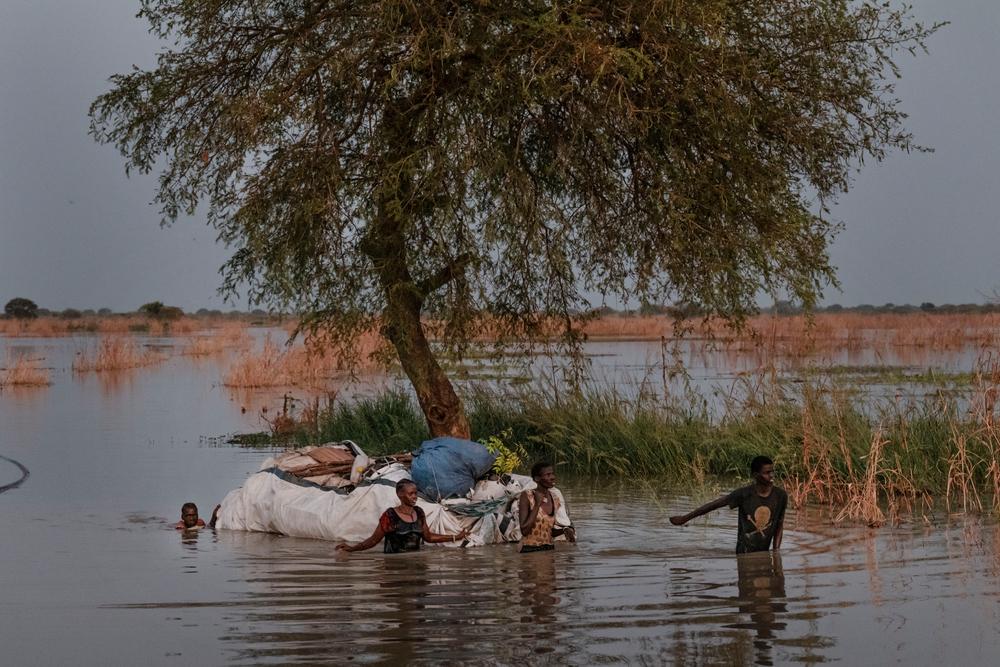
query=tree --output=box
[138,301,165,317]
[139,301,184,319]
[90,1,938,438]
[4,298,39,319]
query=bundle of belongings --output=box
[216,436,571,547]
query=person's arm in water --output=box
[208,504,221,529]
[772,495,786,549]
[420,516,470,544]
[669,496,730,526]
[336,525,386,553]
[553,526,577,542]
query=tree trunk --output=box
[362,99,470,438]
[382,282,471,439]
[364,197,471,438]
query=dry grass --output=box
[72,337,164,372]
[835,428,890,527]
[9,311,999,361]
[0,315,244,338]
[579,311,1000,356]
[183,336,231,356]
[222,332,383,388]
[777,354,1000,524]
[0,355,51,387]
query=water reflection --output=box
[378,557,431,656]
[517,551,559,637]
[74,367,138,397]
[733,551,786,666]
[10,332,1000,665]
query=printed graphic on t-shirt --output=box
[727,485,787,554]
[745,505,772,541]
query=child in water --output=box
[175,502,220,530]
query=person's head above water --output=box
[180,502,200,528]
[531,461,556,489]
[750,456,775,487]
[395,479,418,506]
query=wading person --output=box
[519,462,577,553]
[336,479,469,553]
[175,502,219,530]
[669,456,787,553]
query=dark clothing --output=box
[519,544,555,554]
[379,506,426,554]
[726,485,787,554]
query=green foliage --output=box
[90,0,940,353]
[296,389,431,453]
[90,1,942,436]
[280,380,1000,503]
[139,301,183,319]
[479,429,528,476]
[4,297,38,319]
[139,301,165,317]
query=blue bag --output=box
[411,437,497,500]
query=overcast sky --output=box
[0,1,995,312]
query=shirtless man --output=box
[669,456,787,554]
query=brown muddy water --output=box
[3,335,1000,665]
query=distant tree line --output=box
[591,300,1000,318]
[6,295,1000,322]
[1,297,282,321]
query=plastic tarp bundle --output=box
[217,449,571,547]
[410,437,497,500]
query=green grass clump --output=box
[262,376,1000,511]
[294,388,430,453]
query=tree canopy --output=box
[5,298,39,319]
[91,0,938,437]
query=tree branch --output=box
[417,253,475,297]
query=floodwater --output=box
[3,334,1000,665]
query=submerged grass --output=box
[0,355,51,387]
[222,332,382,388]
[72,337,163,372]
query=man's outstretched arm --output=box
[669,496,729,526]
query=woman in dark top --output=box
[336,479,469,553]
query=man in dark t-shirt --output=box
[669,456,787,553]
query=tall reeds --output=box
[72,337,163,372]
[576,311,1000,355]
[271,355,1000,523]
[0,315,249,338]
[0,355,51,387]
[222,332,382,388]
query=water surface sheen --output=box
[3,337,1000,665]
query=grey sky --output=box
[0,1,993,312]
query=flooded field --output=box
[3,332,1000,664]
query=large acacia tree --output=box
[91,1,937,438]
